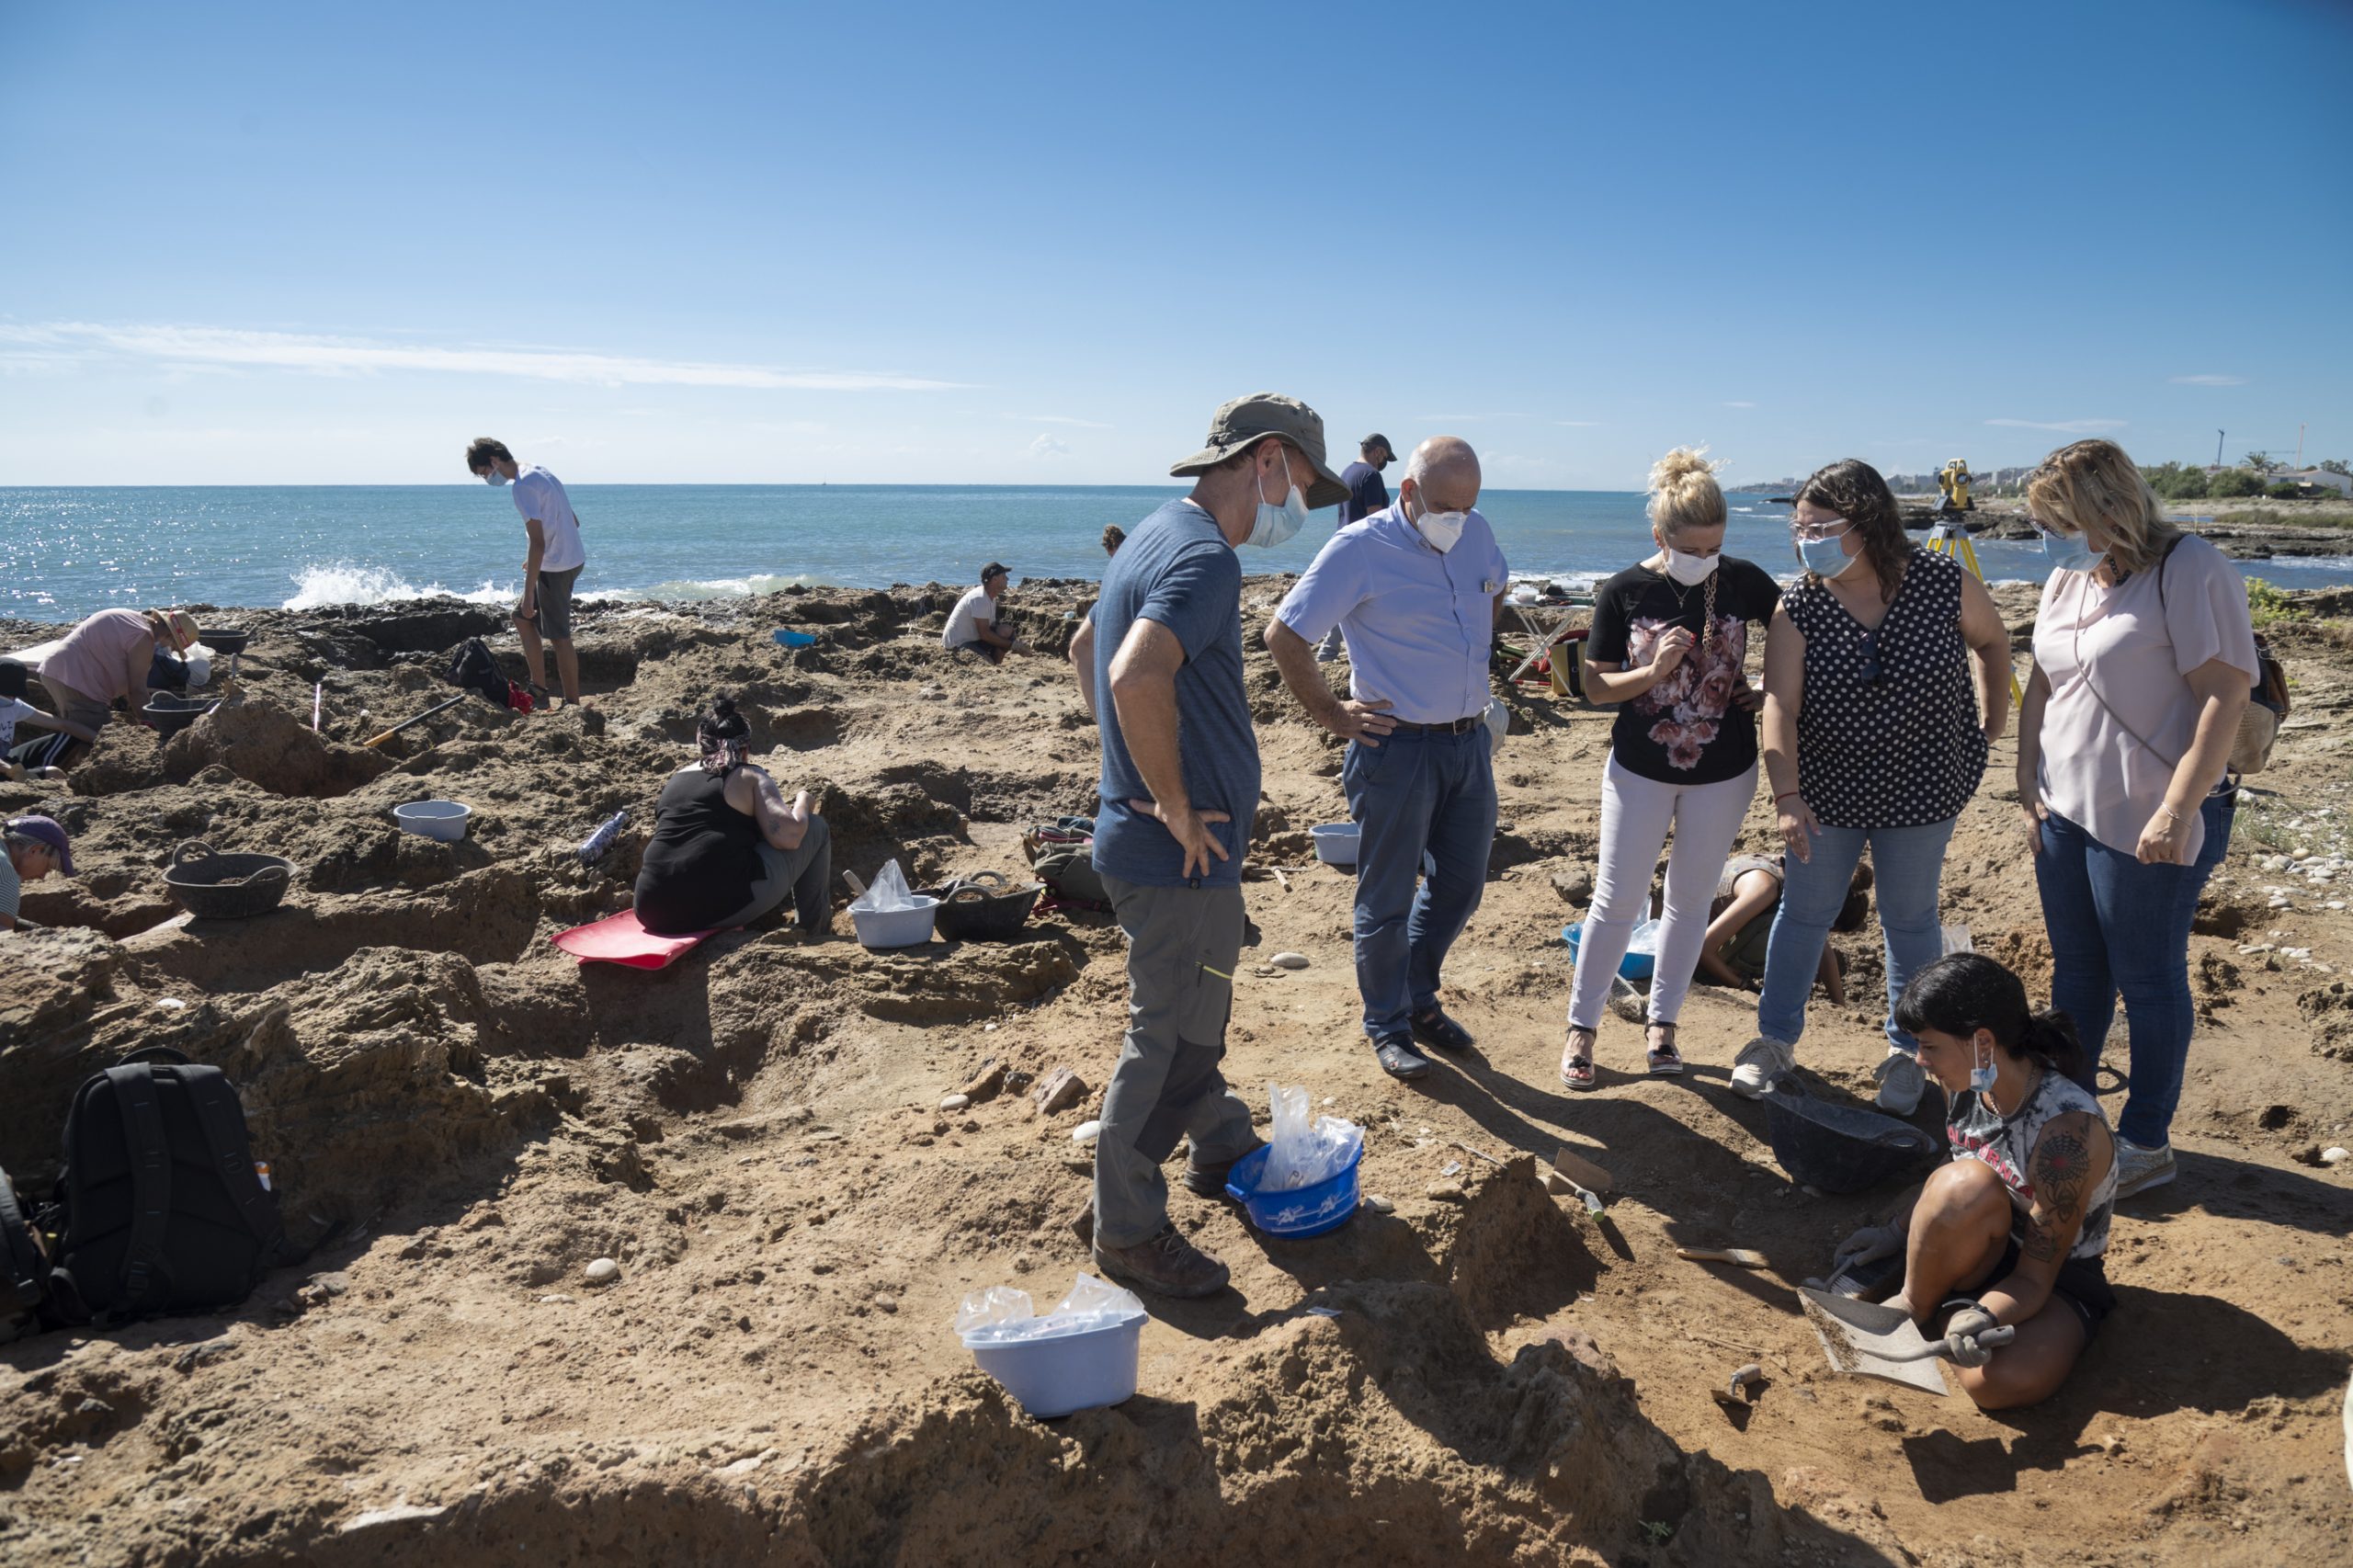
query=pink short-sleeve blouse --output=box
[2030,535,2258,858]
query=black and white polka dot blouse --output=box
[1787,547,1988,828]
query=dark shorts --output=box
[1995,1236,2117,1343]
[528,566,582,640]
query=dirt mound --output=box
[165,696,394,797]
[1423,1156,1604,1327]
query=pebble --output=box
[873,1294,898,1313]
[2322,1147,2349,1165]
[1071,1119,1102,1142]
[1424,1181,1466,1202]
[1270,952,1310,970]
[939,1094,971,1112]
[1364,1194,1394,1213]
[583,1257,620,1287]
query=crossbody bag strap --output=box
[104,1065,176,1312]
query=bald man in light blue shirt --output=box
[1267,437,1507,1081]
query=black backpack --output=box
[446,637,508,705]
[43,1047,284,1326]
[0,1167,47,1344]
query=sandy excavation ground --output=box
[3,571,2350,1566]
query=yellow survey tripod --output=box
[1923,520,2023,703]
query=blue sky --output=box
[2,0,2347,489]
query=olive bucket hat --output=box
[1169,392,1350,511]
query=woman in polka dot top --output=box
[1729,460,2014,1110]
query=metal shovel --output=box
[1798,1286,2016,1394]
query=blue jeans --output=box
[2034,791,2234,1149]
[1344,727,1498,1042]
[1756,815,1959,1055]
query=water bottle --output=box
[578,809,629,866]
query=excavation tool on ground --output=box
[364,695,468,748]
[1798,1286,2016,1393]
[1924,520,2025,703]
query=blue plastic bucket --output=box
[1562,921,1657,982]
[773,629,817,649]
[964,1310,1146,1418]
[1223,1142,1362,1238]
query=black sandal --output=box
[1644,1020,1685,1077]
[1561,1027,1598,1091]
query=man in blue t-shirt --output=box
[1319,434,1397,661]
[1084,392,1347,1298]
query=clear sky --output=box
[3,0,2347,489]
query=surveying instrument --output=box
[1923,518,2023,703]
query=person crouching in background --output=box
[633,697,831,937]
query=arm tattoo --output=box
[2024,1127,2092,1264]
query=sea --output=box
[6,485,2351,622]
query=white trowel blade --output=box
[1799,1286,1949,1395]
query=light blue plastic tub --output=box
[1311,824,1360,867]
[773,629,817,648]
[963,1310,1146,1418]
[1563,920,1658,982]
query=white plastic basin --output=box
[394,801,472,842]
[1311,824,1360,867]
[963,1310,1145,1418]
[850,895,939,949]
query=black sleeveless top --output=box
[1786,547,1987,828]
[634,767,760,934]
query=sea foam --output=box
[283,563,515,610]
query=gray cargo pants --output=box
[1094,871,1257,1249]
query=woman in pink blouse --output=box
[2015,440,2256,1201]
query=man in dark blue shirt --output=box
[1320,434,1397,660]
[1082,392,1347,1299]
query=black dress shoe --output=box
[1410,1007,1474,1052]
[1374,1037,1431,1080]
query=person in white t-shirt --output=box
[0,659,76,780]
[466,436,587,708]
[940,562,1032,665]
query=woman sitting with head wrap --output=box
[632,696,833,937]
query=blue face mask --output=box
[2038,527,2106,574]
[482,468,510,487]
[1246,459,1309,549]
[1969,1038,1998,1096]
[1794,531,1853,578]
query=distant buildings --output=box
[2273,468,2352,497]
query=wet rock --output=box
[584,1257,620,1287]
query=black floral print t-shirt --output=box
[1586,556,1782,786]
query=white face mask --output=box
[1246,457,1309,549]
[1410,490,1468,553]
[482,468,510,487]
[1662,547,1718,586]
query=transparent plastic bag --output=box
[1940,923,1973,956]
[1261,1082,1365,1193]
[852,858,919,914]
[954,1285,1035,1334]
[957,1273,1142,1346]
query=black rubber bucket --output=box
[1760,1076,1938,1194]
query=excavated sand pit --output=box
[4,583,2351,1566]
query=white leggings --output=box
[1566,755,1759,1030]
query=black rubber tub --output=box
[142,692,221,739]
[198,627,251,654]
[1759,1075,1938,1193]
[924,870,1045,942]
[164,840,294,920]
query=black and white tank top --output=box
[1946,1067,2115,1261]
[1786,548,1987,828]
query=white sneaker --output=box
[2113,1136,2177,1198]
[1730,1036,1795,1099]
[1871,1051,1927,1117]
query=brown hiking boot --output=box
[1092,1223,1230,1299]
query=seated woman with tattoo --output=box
[1823,952,2118,1409]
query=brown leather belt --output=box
[1385,715,1484,735]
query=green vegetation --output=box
[2245,576,2300,627]
[2142,461,2210,499]
[2208,469,2268,498]
[2216,506,2353,529]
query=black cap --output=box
[981,562,1008,583]
[1363,434,1393,458]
